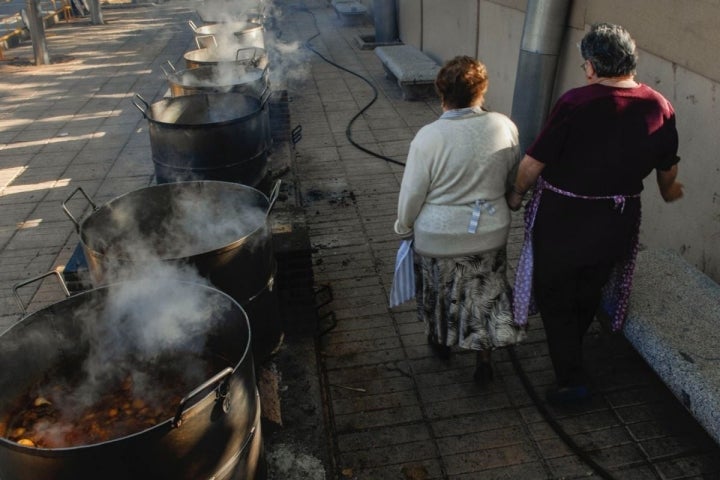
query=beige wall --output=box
[391,0,720,281]
[397,0,422,48]
[476,1,524,114]
[421,0,479,63]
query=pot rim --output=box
[166,65,266,90]
[182,46,267,64]
[143,92,265,128]
[194,21,263,36]
[78,180,273,261]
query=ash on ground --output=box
[259,335,330,479]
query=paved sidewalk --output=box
[1,1,720,479]
[0,2,192,325]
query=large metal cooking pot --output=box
[164,63,269,100]
[190,20,265,50]
[0,275,265,480]
[184,46,269,70]
[133,92,270,186]
[62,180,283,362]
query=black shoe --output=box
[427,335,451,360]
[545,385,591,405]
[473,361,494,386]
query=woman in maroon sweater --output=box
[507,23,684,404]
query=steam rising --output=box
[1,1,299,444]
[84,183,268,270]
[73,267,227,410]
[0,267,242,446]
[0,183,266,446]
[174,64,266,96]
[197,0,266,24]
[187,0,312,91]
[0,0,307,448]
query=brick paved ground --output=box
[1,1,720,479]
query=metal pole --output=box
[510,0,572,153]
[374,0,398,43]
[25,0,50,65]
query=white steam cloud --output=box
[186,0,312,91]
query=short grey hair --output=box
[580,23,638,77]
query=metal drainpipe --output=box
[510,0,572,153]
[374,0,398,43]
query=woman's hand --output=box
[656,164,684,202]
[660,180,684,202]
[394,219,414,238]
[506,155,544,211]
[506,189,524,211]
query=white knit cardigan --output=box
[394,110,520,257]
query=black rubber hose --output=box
[293,5,406,166]
[508,346,621,480]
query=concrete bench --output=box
[375,44,439,100]
[331,0,367,26]
[624,248,720,445]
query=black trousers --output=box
[533,257,615,387]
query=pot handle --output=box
[172,366,234,428]
[62,186,98,233]
[267,179,281,216]
[159,60,176,78]
[13,269,71,315]
[236,47,259,66]
[195,34,217,49]
[132,94,150,118]
[188,19,198,32]
[258,84,271,107]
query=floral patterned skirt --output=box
[414,247,526,351]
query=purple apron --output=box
[512,177,641,332]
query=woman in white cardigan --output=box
[395,56,525,384]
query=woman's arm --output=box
[507,154,546,211]
[395,135,433,237]
[656,164,684,202]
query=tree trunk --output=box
[25,0,50,65]
[89,0,103,25]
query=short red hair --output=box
[435,56,489,109]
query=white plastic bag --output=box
[389,239,415,307]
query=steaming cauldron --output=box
[165,64,269,99]
[183,46,269,70]
[0,278,265,480]
[133,92,270,186]
[62,181,283,362]
[190,20,265,50]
